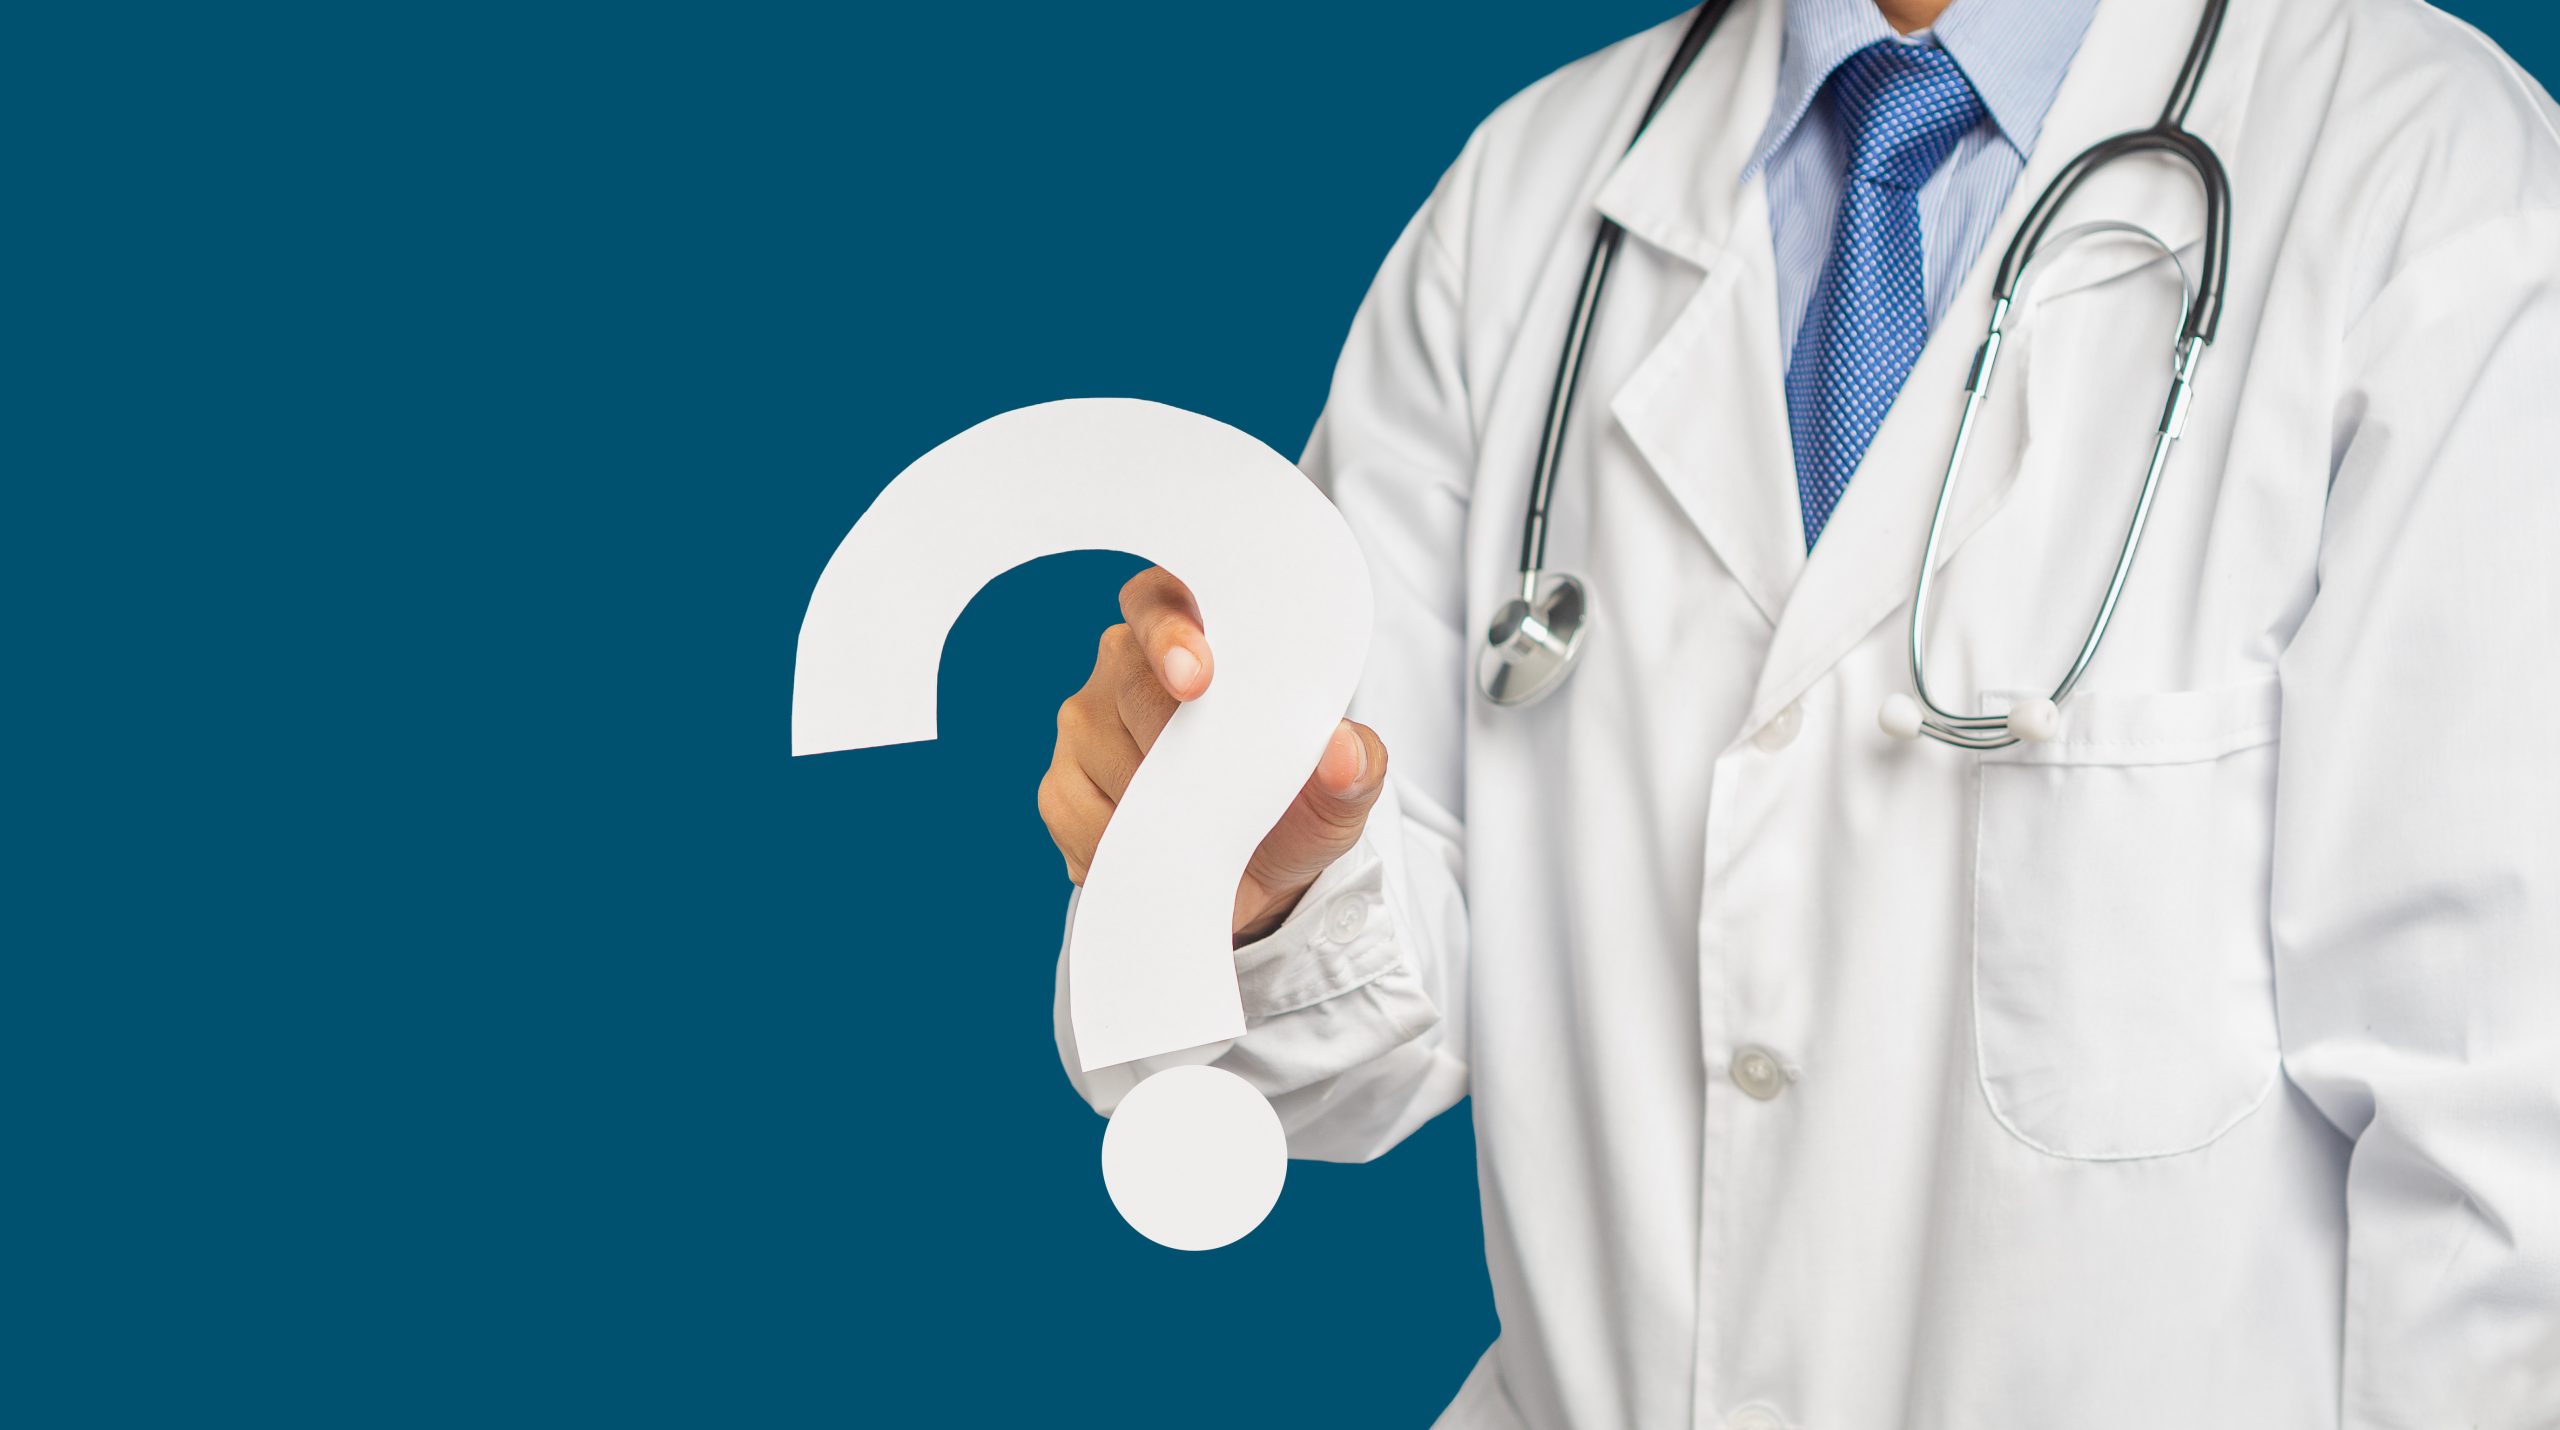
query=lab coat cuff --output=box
[1232,840,1400,1019]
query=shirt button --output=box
[1726,1406,1787,1430]
[1730,1045,1787,1101]
[1324,896,1368,943]
[1751,702,1804,752]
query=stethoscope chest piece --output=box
[1478,573,1590,708]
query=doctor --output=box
[1039,0,2560,1424]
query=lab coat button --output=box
[1752,702,1804,752]
[1324,896,1368,943]
[1725,1406,1787,1430]
[1730,1046,1786,1101]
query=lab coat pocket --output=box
[1970,678,2283,1161]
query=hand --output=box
[1039,567,1388,943]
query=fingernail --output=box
[1162,645,1202,697]
[1318,721,1365,794]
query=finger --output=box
[1297,719,1387,831]
[1118,567,1211,701]
[1066,634,1161,788]
[1112,643,1182,756]
[1056,682,1134,798]
[1066,701,1144,802]
[1239,720,1388,904]
[1085,625,1171,755]
[1309,717,1383,800]
[1035,763,1113,885]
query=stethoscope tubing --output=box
[1992,125,2232,349]
[1491,0,2236,732]
[1904,0,2231,746]
[1513,0,1740,597]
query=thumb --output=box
[1237,720,1387,929]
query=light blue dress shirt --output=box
[1745,0,2101,362]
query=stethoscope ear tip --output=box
[2005,697,2061,743]
[1879,693,1925,741]
[1878,692,2062,744]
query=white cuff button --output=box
[1726,1405,1788,1430]
[1323,896,1368,944]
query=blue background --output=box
[17,2,2554,1425]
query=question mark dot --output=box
[1100,1065,1287,1251]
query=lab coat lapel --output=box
[1740,0,2237,729]
[1597,0,1802,626]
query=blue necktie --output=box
[1785,40,1986,548]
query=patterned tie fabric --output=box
[1784,40,1987,547]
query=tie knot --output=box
[1828,39,1984,189]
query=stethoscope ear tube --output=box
[1485,0,2236,727]
[1899,190,2225,749]
[1878,0,2236,749]
[1989,128,2233,350]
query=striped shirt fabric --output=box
[1744,0,2101,363]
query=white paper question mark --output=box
[792,398,1374,1249]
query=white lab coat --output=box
[1058,0,2560,1424]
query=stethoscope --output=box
[1478,0,2233,753]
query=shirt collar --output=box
[1743,0,2099,178]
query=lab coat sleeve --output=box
[1052,154,1484,1163]
[2272,209,2560,1428]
